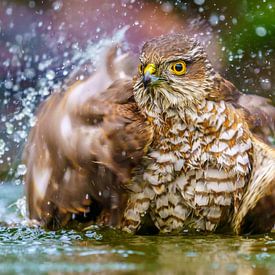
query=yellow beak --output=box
[143,64,159,88]
[144,63,156,75]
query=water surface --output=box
[0,184,274,274]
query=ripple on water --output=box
[0,184,275,274]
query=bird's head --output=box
[133,34,217,116]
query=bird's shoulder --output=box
[210,74,275,143]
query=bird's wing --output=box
[233,138,275,234]
[212,75,275,143]
[74,79,154,180]
[210,75,242,103]
[237,94,275,141]
[24,79,153,229]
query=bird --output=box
[23,34,275,234]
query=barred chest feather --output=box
[122,100,253,233]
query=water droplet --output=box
[255,26,267,37]
[209,14,219,26]
[5,122,14,135]
[6,7,13,16]
[4,80,13,90]
[14,179,21,185]
[232,18,237,25]
[194,0,205,5]
[52,1,63,12]
[161,2,173,13]
[260,78,271,90]
[16,164,27,176]
[46,70,56,80]
[0,139,5,157]
[258,50,263,59]
[24,68,36,79]
[219,15,225,21]
[254,68,260,74]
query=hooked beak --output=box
[143,64,159,88]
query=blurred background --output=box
[0,0,275,182]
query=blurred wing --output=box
[24,79,153,229]
[233,138,275,234]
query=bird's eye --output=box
[170,61,187,75]
[138,64,143,74]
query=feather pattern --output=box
[122,99,253,233]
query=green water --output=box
[0,184,274,275]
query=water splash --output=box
[0,25,130,187]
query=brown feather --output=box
[233,138,275,234]
[23,78,152,229]
[210,74,275,144]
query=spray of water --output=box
[0,24,131,225]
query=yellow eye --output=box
[170,61,187,75]
[138,64,143,74]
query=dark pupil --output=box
[175,63,183,72]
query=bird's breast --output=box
[134,101,253,232]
